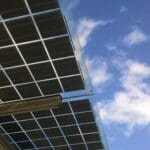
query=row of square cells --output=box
[0,75,84,101]
[0,100,93,123]
[3,123,101,150]
[0,100,103,149]
[6,132,100,144]
[0,58,80,85]
[1,115,96,133]
[9,139,102,150]
[0,11,67,46]
[0,102,96,144]
[0,36,74,67]
[0,56,83,102]
[7,133,101,149]
[0,0,60,19]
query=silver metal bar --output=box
[0,34,68,50]
[52,55,75,61]
[5,131,99,139]
[9,137,48,144]
[0,73,80,89]
[3,60,51,70]
[0,8,60,23]
[0,77,57,89]
[1,55,75,71]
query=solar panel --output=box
[0,0,84,103]
[0,99,105,150]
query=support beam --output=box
[0,134,15,150]
[0,96,61,117]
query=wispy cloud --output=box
[105,43,117,51]
[122,27,149,47]
[120,5,128,13]
[96,59,150,134]
[86,57,112,92]
[77,18,114,48]
[68,0,80,10]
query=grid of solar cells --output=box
[0,100,104,150]
[0,0,84,103]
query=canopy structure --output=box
[0,99,104,150]
[0,0,85,103]
[0,0,107,149]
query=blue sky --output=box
[66,0,150,150]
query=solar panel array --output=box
[0,99,104,150]
[0,0,84,103]
[0,0,107,150]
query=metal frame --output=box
[91,99,109,150]
[58,0,93,93]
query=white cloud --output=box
[97,60,150,131]
[68,0,80,10]
[77,18,114,48]
[86,57,112,92]
[122,27,148,47]
[120,6,128,13]
[105,43,117,51]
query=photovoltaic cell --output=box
[19,42,49,63]
[6,67,33,84]
[6,17,39,43]
[28,0,59,13]
[0,0,28,18]
[34,11,67,38]
[0,99,105,150]
[16,83,41,98]
[0,71,10,86]
[0,24,12,46]
[45,36,74,59]
[0,0,85,103]
[0,87,20,102]
[0,46,23,67]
